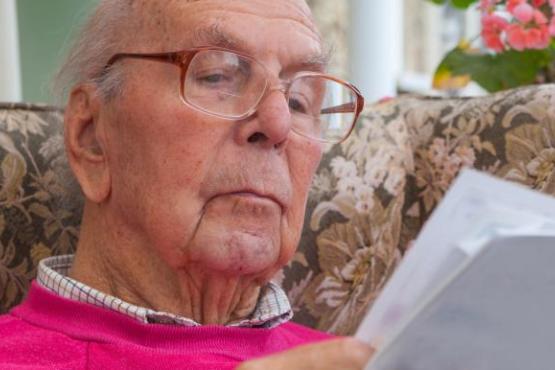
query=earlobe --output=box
[64,86,112,203]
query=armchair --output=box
[1,84,554,336]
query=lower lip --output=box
[230,192,268,199]
[228,192,279,205]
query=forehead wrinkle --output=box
[304,47,332,71]
[244,12,321,43]
[131,0,320,48]
[168,0,321,42]
[191,23,249,51]
[147,0,325,70]
[190,22,328,73]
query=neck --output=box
[69,203,262,325]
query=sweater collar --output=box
[36,255,292,329]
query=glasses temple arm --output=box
[320,102,356,115]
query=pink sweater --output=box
[0,282,333,369]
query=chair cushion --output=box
[284,84,555,335]
[0,103,81,314]
[2,85,555,335]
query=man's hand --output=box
[236,338,374,370]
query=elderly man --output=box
[0,0,372,368]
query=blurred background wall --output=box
[0,0,480,104]
[0,0,21,102]
[16,0,96,103]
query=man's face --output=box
[100,0,324,281]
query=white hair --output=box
[54,0,135,102]
[53,0,139,209]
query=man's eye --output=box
[289,97,310,114]
[197,72,229,85]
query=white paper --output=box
[356,169,555,368]
[367,235,555,370]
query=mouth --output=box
[224,190,285,212]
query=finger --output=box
[237,337,374,370]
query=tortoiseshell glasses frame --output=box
[105,46,365,143]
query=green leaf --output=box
[426,0,478,9]
[451,0,479,9]
[433,46,552,92]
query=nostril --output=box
[247,132,268,143]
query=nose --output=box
[235,88,292,150]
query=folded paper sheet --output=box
[357,169,555,370]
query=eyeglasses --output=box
[105,46,364,143]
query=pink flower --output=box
[506,24,527,50]
[483,32,506,52]
[481,14,508,51]
[507,0,526,12]
[534,9,548,24]
[506,23,550,50]
[512,3,534,23]
[480,0,552,52]
[549,16,555,36]
[527,25,550,48]
[511,2,548,25]
[538,24,550,46]
[480,0,498,12]
[546,0,555,35]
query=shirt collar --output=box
[36,255,292,329]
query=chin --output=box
[225,230,281,275]
[188,228,282,277]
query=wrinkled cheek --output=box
[278,143,323,264]
[140,220,200,273]
[278,199,307,265]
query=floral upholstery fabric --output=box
[2,85,555,336]
[0,103,81,314]
[280,84,555,335]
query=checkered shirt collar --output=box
[36,255,292,328]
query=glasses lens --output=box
[184,50,266,118]
[289,76,358,143]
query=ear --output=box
[64,85,111,203]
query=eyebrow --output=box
[296,48,331,72]
[191,24,249,52]
[190,24,330,72]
